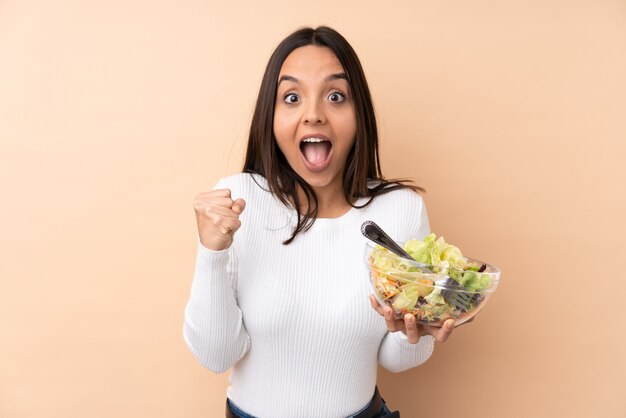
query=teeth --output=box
[302,138,328,143]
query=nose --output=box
[303,98,326,125]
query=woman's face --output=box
[273,45,357,194]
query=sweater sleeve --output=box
[183,243,251,373]
[378,333,435,372]
[377,191,436,372]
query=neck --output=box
[294,182,351,218]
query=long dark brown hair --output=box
[243,26,423,244]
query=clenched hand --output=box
[193,188,246,251]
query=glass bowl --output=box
[364,242,501,327]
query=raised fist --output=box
[193,188,246,251]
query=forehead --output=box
[279,45,344,78]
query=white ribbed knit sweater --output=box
[183,173,435,418]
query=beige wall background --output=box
[1,0,625,417]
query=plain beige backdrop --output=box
[1,0,625,417]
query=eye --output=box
[283,93,299,104]
[328,91,345,103]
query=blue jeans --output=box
[226,399,256,418]
[226,398,393,418]
[351,401,392,418]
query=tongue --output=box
[302,142,331,165]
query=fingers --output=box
[193,188,246,251]
[232,198,246,215]
[383,306,403,332]
[403,313,420,344]
[425,319,455,343]
[369,295,459,345]
[217,216,242,235]
[456,316,475,327]
[369,295,399,329]
[195,193,246,216]
[369,295,384,315]
[199,188,231,198]
[369,295,409,335]
[203,203,242,219]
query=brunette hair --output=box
[243,26,423,244]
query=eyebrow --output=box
[278,73,348,85]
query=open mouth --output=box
[299,137,333,168]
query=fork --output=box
[360,221,432,273]
[361,221,475,311]
[437,277,477,312]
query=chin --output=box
[297,171,338,190]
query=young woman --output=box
[184,26,456,418]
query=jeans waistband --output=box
[225,386,390,418]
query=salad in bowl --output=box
[365,234,500,327]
